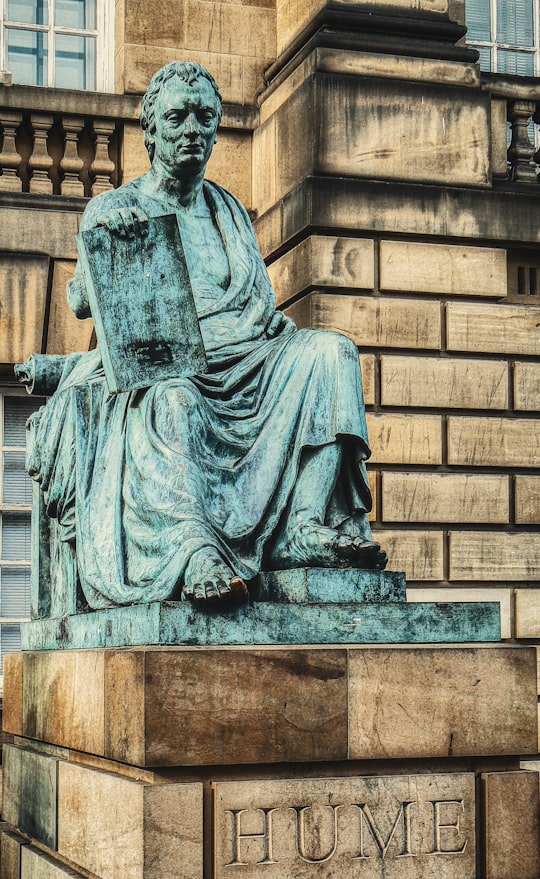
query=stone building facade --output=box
[0,1,539,877]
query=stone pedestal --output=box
[1,571,539,878]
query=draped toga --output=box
[27,177,373,608]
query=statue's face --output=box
[151,76,220,177]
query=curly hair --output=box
[140,62,223,161]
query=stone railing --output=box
[0,84,141,197]
[482,72,540,184]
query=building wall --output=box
[0,0,539,647]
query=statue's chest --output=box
[178,211,231,297]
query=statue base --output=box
[20,568,501,650]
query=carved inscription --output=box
[214,774,475,879]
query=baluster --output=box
[90,119,116,196]
[0,110,23,192]
[60,116,85,196]
[508,99,537,183]
[28,113,54,194]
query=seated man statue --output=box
[25,61,386,610]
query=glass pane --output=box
[55,34,95,89]
[0,624,21,673]
[466,0,491,41]
[3,452,32,504]
[7,0,48,25]
[1,513,31,561]
[497,49,535,75]
[7,28,48,86]
[497,0,534,46]
[3,396,43,447]
[476,45,493,71]
[0,568,30,617]
[55,0,96,29]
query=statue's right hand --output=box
[95,206,149,238]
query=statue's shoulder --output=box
[204,179,255,233]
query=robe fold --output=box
[28,177,373,608]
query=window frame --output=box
[0,0,115,91]
[466,0,540,76]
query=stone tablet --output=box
[213,774,476,879]
[77,213,207,393]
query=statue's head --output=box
[140,61,223,164]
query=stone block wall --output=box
[266,234,540,643]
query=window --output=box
[0,392,44,679]
[0,0,114,90]
[466,0,540,75]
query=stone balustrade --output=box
[482,71,540,184]
[0,84,141,197]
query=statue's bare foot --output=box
[182,550,248,603]
[270,522,387,571]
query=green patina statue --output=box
[20,61,386,611]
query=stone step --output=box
[21,597,500,651]
[255,567,407,603]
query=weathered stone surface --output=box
[316,47,479,88]
[407,587,512,639]
[366,414,443,465]
[514,361,540,411]
[0,255,49,363]
[380,355,508,409]
[206,129,253,208]
[482,771,540,879]
[46,261,94,356]
[214,773,476,878]
[0,209,80,260]
[447,417,540,467]
[449,533,540,581]
[369,530,444,580]
[349,647,538,759]
[382,473,509,523]
[21,845,86,878]
[380,241,506,297]
[304,293,441,349]
[122,120,150,184]
[184,0,275,59]
[318,77,490,187]
[361,354,375,406]
[515,476,540,524]
[21,650,105,754]
[57,762,203,879]
[3,652,23,736]
[105,648,349,766]
[447,302,540,355]
[21,599,499,655]
[491,97,509,177]
[515,590,540,638]
[0,830,28,879]
[308,293,440,348]
[2,745,58,849]
[266,236,375,306]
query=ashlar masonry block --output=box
[266,236,375,306]
[447,302,540,355]
[213,773,476,879]
[515,590,540,638]
[482,771,540,879]
[449,532,540,581]
[349,647,538,759]
[2,745,58,850]
[382,472,509,523]
[366,414,443,465]
[447,417,540,468]
[366,530,444,580]
[294,293,441,349]
[515,476,540,525]
[0,830,28,879]
[57,762,203,879]
[21,845,87,879]
[514,362,540,411]
[380,241,506,297]
[380,355,508,409]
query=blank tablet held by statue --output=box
[77,213,207,394]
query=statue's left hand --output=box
[96,206,149,238]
